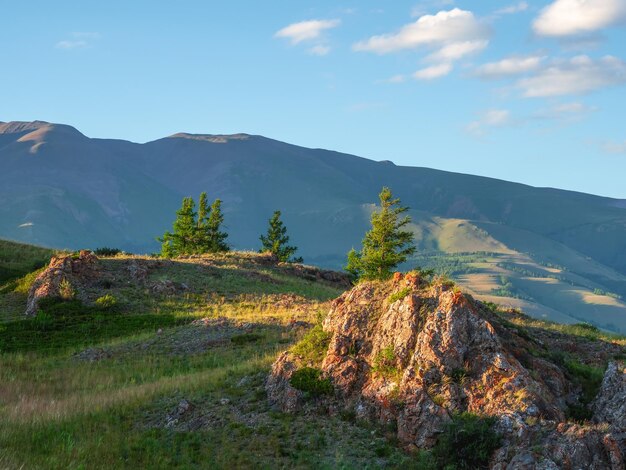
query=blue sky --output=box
[2,0,626,197]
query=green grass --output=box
[0,251,430,469]
[291,323,332,364]
[432,413,501,470]
[0,239,55,285]
[372,345,401,380]
[0,298,185,354]
[290,367,333,397]
[387,287,412,304]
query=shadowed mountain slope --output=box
[2,120,626,331]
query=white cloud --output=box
[533,0,626,37]
[275,19,340,44]
[533,102,597,121]
[353,8,489,54]
[413,63,453,79]
[482,109,513,126]
[56,40,88,49]
[602,141,626,154]
[466,108,514,135]
[380,74,408,84]
[308,45,331,56]
[55,32,100,50]
[494,1,529,16]
[426,39,488,62]
[517,55,626,97]
[474,55,546,79]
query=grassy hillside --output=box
[0,252,423,468]
[0,251,624,469]
[408,219,626,334]
[0,239,54,284]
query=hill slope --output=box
[2,121,626,332]
[0,239,54,284]
[0,251,624,468]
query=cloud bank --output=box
[275,19,340,44]
[533,0,626,37]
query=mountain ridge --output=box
[2,120,626,332]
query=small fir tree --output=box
[345,187,415,281]
[260,210,301,262]
[205,198,229,253]
[159,197,197,257]
[159,194,229,257]
[195,192,211,252]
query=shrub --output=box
[289,367,333,397]
[291,324,331,364]
[95,294,118,310]
[58,278,76,300]
[450,367,469,384]
[563,359,604,420]
[387,287,412,304]
[373,345,400,379]
[432,413,501,470]
[94,247,122,257]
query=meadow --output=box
[0,250,423,469]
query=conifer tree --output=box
[159,197,198,257]
[198,192,209,227]
[159,194,229,257]
[205,198,229,253]
[345,187,415,281]
[259,210,301,262]
[195,192,211,252]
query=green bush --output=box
[290,367,333,397]
[563,359,604,420]
[291,324,331,363]
[432,413,501,470]
[95,294,118,310]
[387,287,412,304]
[373,345,400,379]
[59,278,76,300]
[450,367,469,384]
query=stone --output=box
[25,250,99,316]
[266,276,626,469]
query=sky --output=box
[1,0,626,198]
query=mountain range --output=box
[2,120,626,333]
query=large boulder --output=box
[25,250,99,315]
[267,273,626,468]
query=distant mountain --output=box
[2,120,626,332]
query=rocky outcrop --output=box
[267,273,626,468]
[25,250,99,315]
[593,361,626,432]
